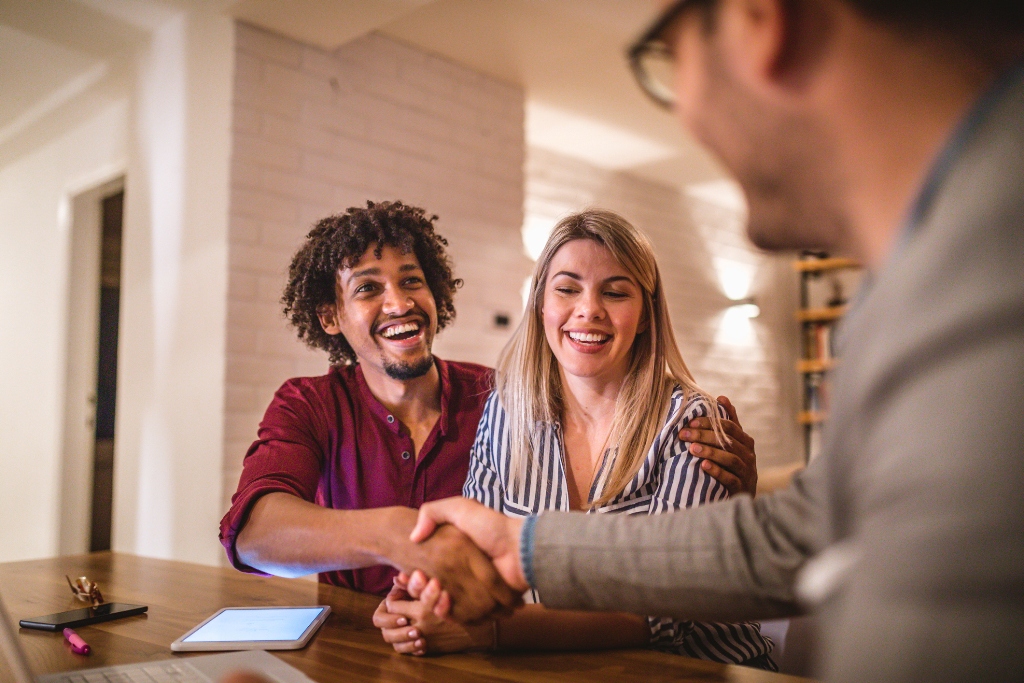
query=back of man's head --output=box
[845,1,1024,59]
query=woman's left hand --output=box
[680,395,759,496]
[376,575,492,655]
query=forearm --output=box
[530,468,826,622]
[497,605,649,651]
[235,493,413,577]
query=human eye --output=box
[403,276,425,288]
[354,281,379,295]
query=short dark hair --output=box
[846,1,1024,35]
[696,1,1024,49]
[281,200,462,365]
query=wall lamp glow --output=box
[729,297,760,319]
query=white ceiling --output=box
[0,0,728,190]
[0,25,104,143]
[229,0,728,189]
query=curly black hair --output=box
[281,200,462,365]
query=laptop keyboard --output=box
[54,662,205,683]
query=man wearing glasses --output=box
[408,1,1024,681]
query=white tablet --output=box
[171,606,331,652]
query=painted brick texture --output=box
[525,148,802,468]
[224,24,532,508]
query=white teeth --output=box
[381,322,420,338]
[567,331,610,343]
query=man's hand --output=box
[410,498,529,605]
[380,506,520,623]
[682,395,758,496]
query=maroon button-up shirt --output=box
[219,358,493,596]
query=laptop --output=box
[0,595,315,683]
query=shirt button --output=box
[401,451,411,460]
[387,415,395,424]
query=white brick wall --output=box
[526,148,802,468]
[224,24,532,507]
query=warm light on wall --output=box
[729,297,760,318]
[714,257,755,301]
[522,214,556,261]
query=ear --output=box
[720,0,830,95]
[317,303,342,335]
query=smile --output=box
[566,330,611,345]
[378,321,423,341]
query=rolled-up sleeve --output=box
[218,380,328,573]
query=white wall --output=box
[0,101,128,563]
[222,24,530,508]
[525,148,802,468]
[0,2,235,567]
[113,6,234,565]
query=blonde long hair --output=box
[496,209,724,507]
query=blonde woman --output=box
[375,209,776,669]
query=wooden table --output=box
[0,553,811,683]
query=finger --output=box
[386,585,410,602]
[407,569,428,598]
[687,418,752,449]
[700,460,743,495]
[719,415,754,450]
[394,574,409,591]
[466,550,521,613]
[419,578,442,612]
[691,443,743,474]
[410,497,481,543]
[373,605,408,629]
[717,395,741,426]
[433,590,452,618]
[680,426,722,448]
[392,638,426,655]
[384,597,424,621]
[381,626,419,645]
[410,498,462,542]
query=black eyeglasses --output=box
[627,0,694,109]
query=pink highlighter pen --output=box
[63,628,91,655]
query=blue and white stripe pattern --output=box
[464,388,775,668]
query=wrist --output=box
[362,506,416,567]
[506,516,529,592]
[465,620,497,652]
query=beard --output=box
[383,354,435,380]
[692,41,852,254]
[373,305,436,380]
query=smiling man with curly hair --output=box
[219,200,522,620]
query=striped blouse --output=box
[463,388,775,668]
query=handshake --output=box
[386,498,529,624]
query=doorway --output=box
[89,189,123,551]
[59,178,124,555]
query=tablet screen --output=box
[182,607,327,643]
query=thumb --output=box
[410,499,460,542]
[717,395,741,427]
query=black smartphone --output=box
[19,603,148,631]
